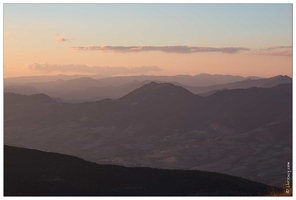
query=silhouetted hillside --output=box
[120,82,195,102]
[4,93,58,127]
[5,92,56,106]
[4,145,283,196]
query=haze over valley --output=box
[4,73,292,189]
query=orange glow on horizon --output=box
[4,50,292,78]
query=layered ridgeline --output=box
[5,74,290,103]
[183,75,292,96]
[4,82,292,188]
[4,73,250,86]
[4,145,283,196]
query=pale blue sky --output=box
[4,3,292,47]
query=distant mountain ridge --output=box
[96,73,249,87]
[4,74,109,84]
[4,73,252,87]
[184,75,292,96]
[4,74,290,103]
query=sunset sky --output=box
[3,3,292,78]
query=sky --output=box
[3,3,293,78]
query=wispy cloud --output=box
[55,35,68,42]
[69,45,250,54]
[265,46,292,50]
[254,46,292,57]
[68,44,292,57]
[255,50,292,57]
[26,63,163,75]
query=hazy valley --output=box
[4,74,292,190]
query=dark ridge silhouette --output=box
[4,92,56,105]
[4,145,283,196]
[120,82,196,102]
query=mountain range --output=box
[4,81,292,188]
[4,74,109,84]
[4,74,291,103]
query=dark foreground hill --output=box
[4,145,283,196]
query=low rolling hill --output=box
[4,145,283,196]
